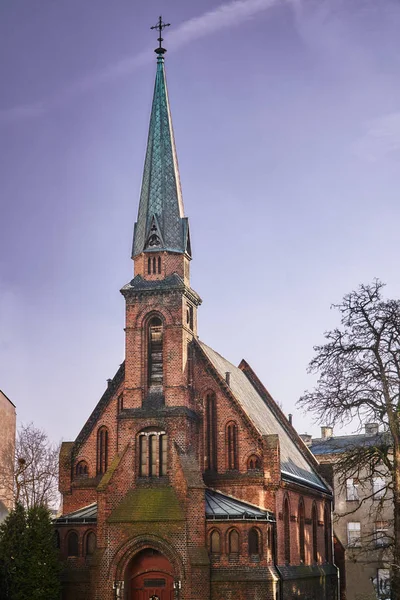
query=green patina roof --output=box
[108,486,184,523]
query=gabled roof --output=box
[198,341,328,492]
[206,489,274,521]
[0,389,16,408]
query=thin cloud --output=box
[0,0,280,126]
[354,112,400,162]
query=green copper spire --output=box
[132,20,191,259]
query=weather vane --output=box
[151,16,170,55]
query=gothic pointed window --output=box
[299,498,305,563]
[85,531,96,556]
[148,316,163,387]
[67,531,79,557]
[205,392,217,471]
[249,528,261,556]
[96,426,109,475]
[148,257,151,274]
[158,256,161,274]
[153,257,156,273]
[210,530,221,555]
[283,497,290,564]
[75,460,89,478]
[312,502,318,563]
[226,421,238,470]
[228,529,240,556]
[139,430,167,477]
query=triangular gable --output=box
[196,340,328,492]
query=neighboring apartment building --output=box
[303,425,392,600]
[0,389,16,520]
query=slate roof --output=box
[310,431,390,456]
[206,489,274,521]
[54,503,97,524]
[198,341,328,492]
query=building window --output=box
[228,529,240,556]
[117,394,123,413]
[67,531,79,557]
[186,304,194,330]
[205,392,217,471]
[312,503,318,563]
[96,426,109,475]
[153,257,156,273]
[85,532,96,556]
[373,477,386,499]
[248,528,260,556]
[210,530,221,554]
[324,503,331,562]
[226,421,238,470]
[374,521,389,548]
[247,455,261,470]
[347,522,361,547]
[375,569,391,599]
[148,316,163,387]
[283,497,290,564]
[139,431,167,477]
[298,498,305,563]
[346,478,359,501]
[148,257,151,274]
[55,530,60,549]
[158,256,161,274]
[75,460,89,478]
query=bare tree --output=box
[14,423,60,510]
[298,280,400,599]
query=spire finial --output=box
[151,16,170,56]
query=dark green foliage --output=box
[0,504,61,600]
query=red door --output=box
[131,571,174,600]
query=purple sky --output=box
[1,0,400,443]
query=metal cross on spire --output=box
[151,16,170,55]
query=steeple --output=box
[132,20,191,260]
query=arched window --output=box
[54,530,60,549]
[226,421,238,470]
[97,426,109,475]
[139,430,168,477]
[312,502,318,563]
[247,455,261,471]
[205,392,217,471]
[148,316,163,387]
[117,394,123,413]
[210,530,221,554]
[248,528,260,556]
[228,529,240,556]
[299,498,305,563]
[283,497,290,564]
[85,531,96,556]
[75,460,88,478]
[158,256,161,274]
[147,257,151,274]
[67,531,79,557]
[324,503,331,562]
[153,257,156,274]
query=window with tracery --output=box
[247,455,261,470]
[148,317,163,387]
[210,530,221,554]
[75,460,89,478]
[97,426,109,475]
[67,531,79,557]
[312,502,318,563]
[299,498,305,563]
[205,392,217,471]
[228,529,240,555]
[226,421,238,470]
[139,430,168,477]
[283,497,290,564]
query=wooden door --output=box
[131,571,174,600]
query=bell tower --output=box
[121,18,201,411]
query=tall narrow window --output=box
[228,529,240,555]
[148,317,163,387]
[249,528,260,556]
[139,430,167,477]
[117,394,123,413]
[210,530,221,554]
[97,426,109,475]
[346,478,359,501]
[299,498,305,563]
[148,257,151,274]
[312,503,318,562]
[153,257,156,273]
[283,497,290,564]
[226,422,238,470]
[67,531,79,557]
[158,256,161,274]
[205,392,217,471]
[85,532,96,556]
[347,522,361,547]
[324,503,331,562]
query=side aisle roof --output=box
[198,341,328,492]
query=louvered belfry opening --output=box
[148,317,163,388]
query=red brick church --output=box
[56,21,338,600]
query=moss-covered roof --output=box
[108,486,184,523]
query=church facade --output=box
[56,31,338,600]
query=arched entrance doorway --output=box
[127,549,174,600]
